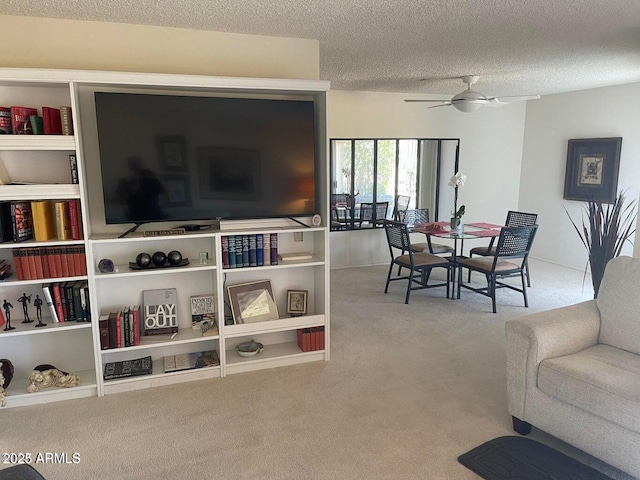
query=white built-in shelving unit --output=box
[0,68,330,408]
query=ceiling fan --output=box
[405,75,540,113]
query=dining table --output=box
[412,221,503,299]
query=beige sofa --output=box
[505,256,640,478]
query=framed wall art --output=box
[227,280,278,324]
[563,137,622,203]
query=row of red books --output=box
[297,326,325,352]
[11,245,87,281]
[0,106,73,135]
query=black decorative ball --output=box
[152,251,167,266]
[167,250,182,265]
[136,253,152,268]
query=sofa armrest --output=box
[505,300,601,419]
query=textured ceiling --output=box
[2,0,640,97]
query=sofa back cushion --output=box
[597,256,640,355]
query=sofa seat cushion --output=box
[538,344,640,434]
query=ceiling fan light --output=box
[452,101,485,113]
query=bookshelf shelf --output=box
[0,184,80,200]
[2,369,97,409]
[0,135,76,151]
[224,341,324,375]
[0,320,90,338]
[93,263,217,279]
[100,328,218,354]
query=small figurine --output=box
[27,364,79,393]
[2,299,14,331]
[33,295,46,328]
[18,293,32,324]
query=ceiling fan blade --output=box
[404,99,451,103]
[487,95,541,104]
[428,103,453,109]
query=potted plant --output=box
[449,172,466,233]
[565,191,637,298]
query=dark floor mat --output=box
[458,436,614,480]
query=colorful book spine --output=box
[68,200,81,240]
[270,233,278,265]
[256,233,264,266]
[242,234,249,267]
[263,234,271,266]
[99,314,110,350]
[11,201,34,242]
[60,106,73,135]
[31,200,56,242]
[10,106,38,134]
[42,106,62,135]
[228,235,237,269]
[249,234,257,267]
[69,154,79,184]
[54,201,72,240]
[42,285,58,323]
[221,236,229,269]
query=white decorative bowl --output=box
[235,340,264,357]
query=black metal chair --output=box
[393,194,411,221]
[359,201,389,227]
[468,210,538,286]
[383,220,451,303]
[403,208,454,255]
[456,225,538,313]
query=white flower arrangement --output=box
[448,172,466,188]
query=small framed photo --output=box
[157,135,188,171]
[563,137,622,203]
[286,290,308,317]
[227,280,279,324]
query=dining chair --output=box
[393,194,411,221]
[468,210,538,286]
[383,220,451,304]
[456,225,538,313]
[403,208,454,255]
[359,201,389,227]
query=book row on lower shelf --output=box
[103,350,220,380]
[11,245,87,280]
[99,291,217,350]
[0,199,82,244]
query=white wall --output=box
[0,15,319,80]
[328,90,528,268]
[519,82,640,270]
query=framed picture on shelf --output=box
[157,135,188,171]
[563,137,622,203]
[286,290,308,317]
[227,280,279,324]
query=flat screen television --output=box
[94,92,318,226]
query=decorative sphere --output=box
[151,251,167,266]
[98,258,115,273]
[167,250,182,265]
[136,253,152,268]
